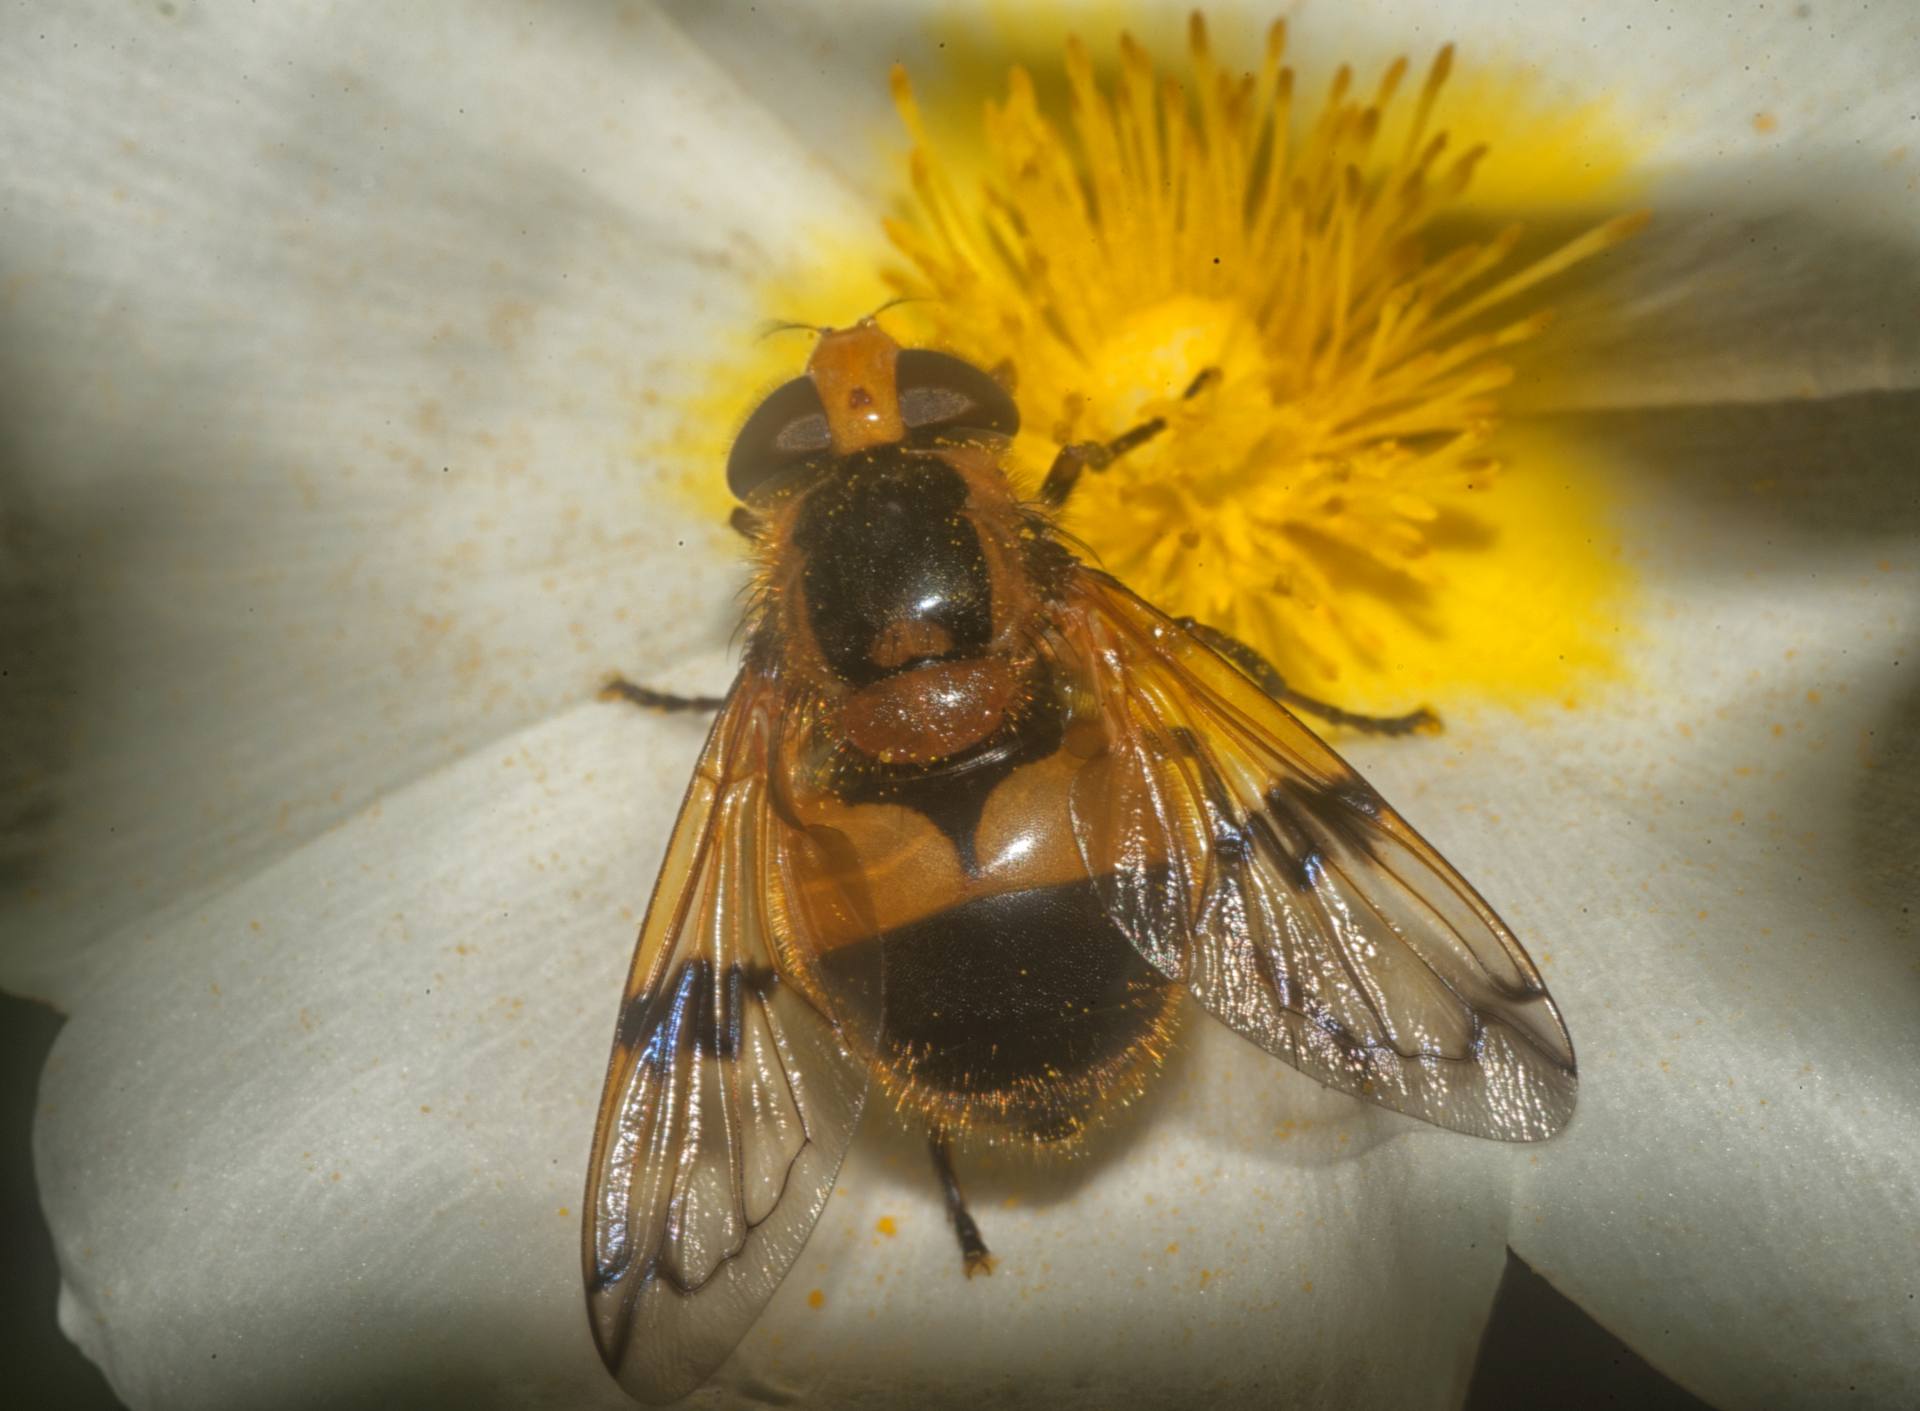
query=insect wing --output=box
[1060,574,1577,1142]
[583,672,874,1403]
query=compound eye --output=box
[895,349,1020,442]
[726,376,833,502]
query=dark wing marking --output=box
[1057,572,1577,1142]
[583,670,875,1403]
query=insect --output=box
[582,318,1577,1402]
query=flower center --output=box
[880,15,1646,704]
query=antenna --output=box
[756,318,830,341]
[864,294,926,321]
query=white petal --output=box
[0,1,870,1002]
[38,698,1513,1409]
[1351,395,1920,1408]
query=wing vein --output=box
[1060,571,1577,1142]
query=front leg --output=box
[1176,617,1438,736]
[1040,368,1220,508]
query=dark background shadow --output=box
[1548,388,1920,537]
[1515,181,1920,414]
[0,332,81,898]
[1,997,123,1410]
[1469,1253,1716,1411]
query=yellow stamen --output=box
[878,20,1646,709]
[654,19,1647,715]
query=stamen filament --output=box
[875,21,1643,698]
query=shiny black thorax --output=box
[789,448,994,687]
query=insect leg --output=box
[599,676,727,713]
[928,1130,996,1278]
[728,505,763,540]
[1039,367,1221,508]
[1175,617,1440,736]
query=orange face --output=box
[805,320,906,453]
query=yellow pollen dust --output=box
[879,16,1647,711]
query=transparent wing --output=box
[583,671,876,1403]
[1058,573,1577,1142]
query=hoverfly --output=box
[583,318,1577,1402]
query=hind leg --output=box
[928,1130,995,1278]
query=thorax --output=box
[758,445,1052,767]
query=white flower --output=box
[3,2,1917,1408]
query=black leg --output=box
[599,676,727,713]
[1176,617,1439,736]
[928,1130,995,1278]
[1040,367,1219,509]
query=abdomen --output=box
[822,874,1178,1145]
[794,693,1180,1146]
